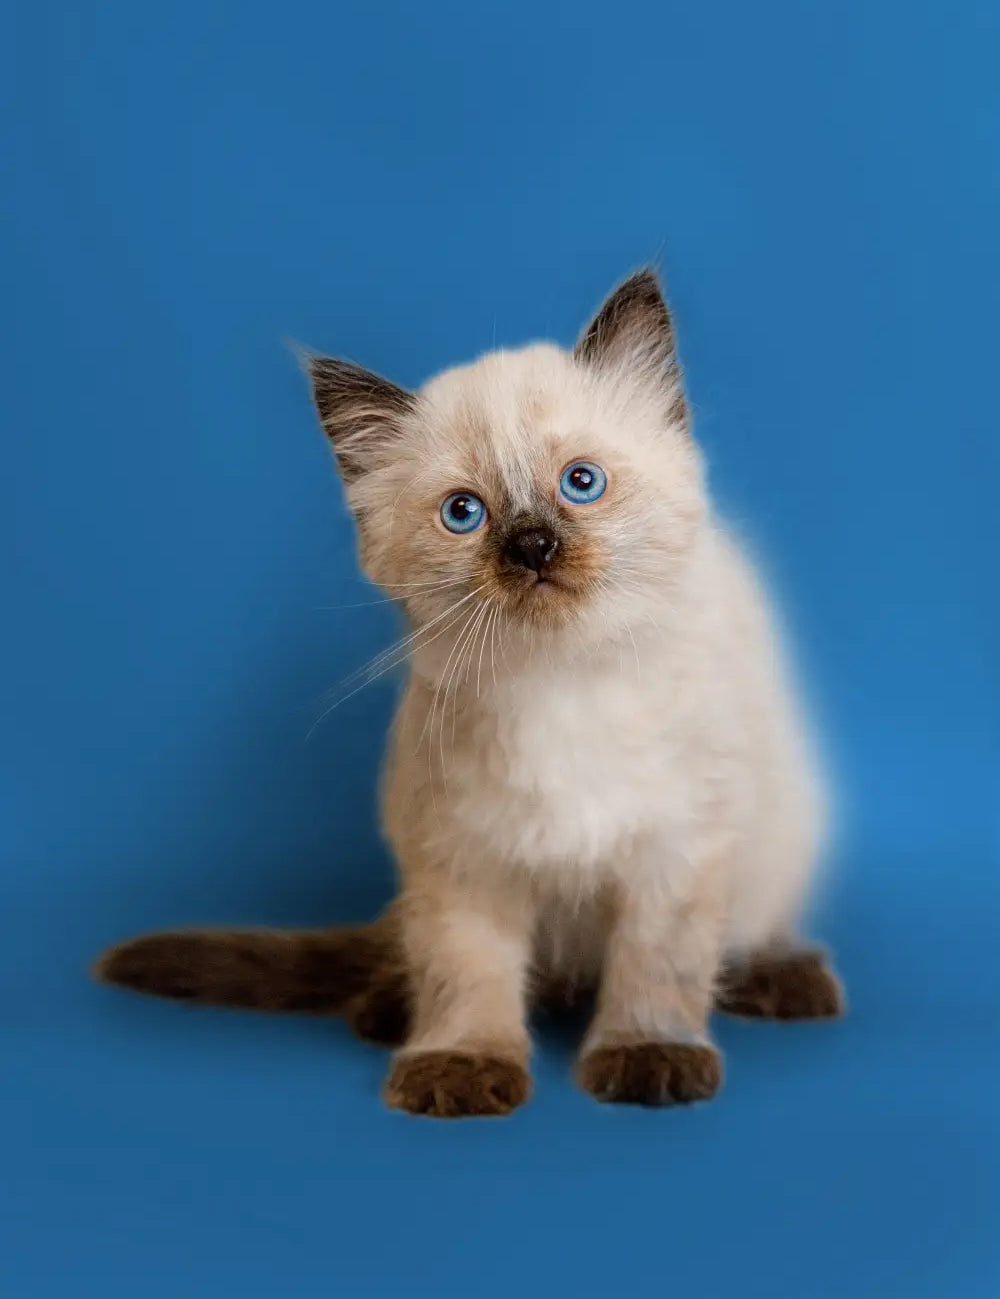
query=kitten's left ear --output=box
[308,356,415,483]
[575,269,687,427]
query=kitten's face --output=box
[310,271,706,654]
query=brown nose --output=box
[504,527,559,573]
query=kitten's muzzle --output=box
[503,527,560,575]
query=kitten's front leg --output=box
[579,854,726,1107]
[384,876,534,1119]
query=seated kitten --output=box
[96,270,843,1117]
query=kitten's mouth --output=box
[521,570,567,596]
[494,568,591,631]
[505,567,585,608]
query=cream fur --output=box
[316,271,829,1083]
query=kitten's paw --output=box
[578,1042,722,1107]
[345,973,411,1047]
[716,950,844,1020]
[384,1052,531,1118]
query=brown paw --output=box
[716,950,844,1020]
[384,1052,531,1118]
[344,973,411,1047]
[578,1042,722,1107]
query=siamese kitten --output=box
[97,270,843,1117]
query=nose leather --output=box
[504,527,559,573]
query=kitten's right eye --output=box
[440,491,487,535]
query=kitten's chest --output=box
[450,665,684,869]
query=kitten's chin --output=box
[502,572,592,631]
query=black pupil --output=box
[451,496,475,520]
[570,467,593,490]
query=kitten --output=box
[96,270,843,1117]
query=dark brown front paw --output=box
[716,950,844,1020]
[384,1052,531,1118]
[578,1042,722,1107]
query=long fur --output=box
[96,269,842,1115]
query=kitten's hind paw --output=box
[384,1052,531,1118]
[716,950,844,1020]
[578,1042,722,1107]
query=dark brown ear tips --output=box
[575,269,688,429]
[307,356,415,482]
[575,268,674,370]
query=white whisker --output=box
[340,586,482,687]
[476,602,496,698]
[380,576,470,590]
[426,600,486,789]
[488,604,500,689]
[448,598,491,748]
[308,588,485,739]
[625,622,641,682]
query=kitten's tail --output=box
[93,912,403,1018]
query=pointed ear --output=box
[575,269,687,426]
[307,356,415,482]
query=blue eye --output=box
[559,461,607,505]
[440,491,487,534]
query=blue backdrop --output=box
[3,1,997,1295]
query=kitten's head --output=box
[309,270,706,655]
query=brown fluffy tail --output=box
[94,915,403,1020]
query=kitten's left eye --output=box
[440,491,487,534]
[559,461,607,505]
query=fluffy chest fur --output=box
[389,529,760,885]
[94,269,841,1122]
[465,656,684,870]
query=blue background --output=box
[3,0,998,1295]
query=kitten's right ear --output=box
[575,269,688,432]
[575,268,676,377]
[307,356,415,483]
